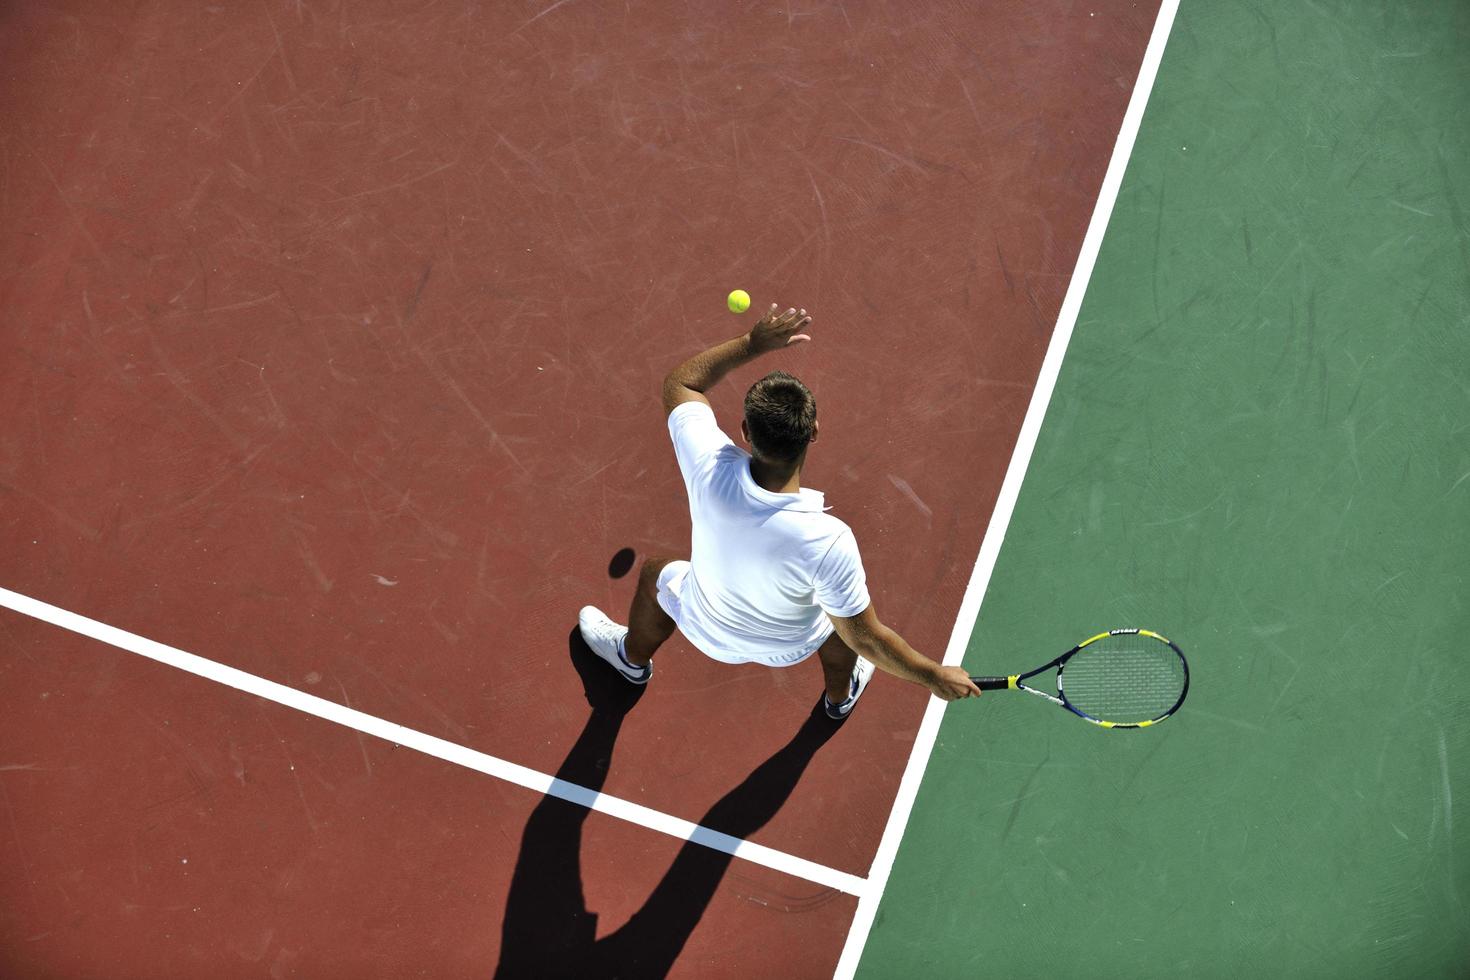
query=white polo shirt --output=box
[666,401,870,664]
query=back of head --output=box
[743,371,817,463]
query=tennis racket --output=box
[970,628,1189,729]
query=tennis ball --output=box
[727,289,751,314]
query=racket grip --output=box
[971,676,1012,691]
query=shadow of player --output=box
[494,627,842,978]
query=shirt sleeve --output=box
[667,401,734,487]
[813,527,871,618]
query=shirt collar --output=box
[736,451,830,512]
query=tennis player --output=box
[579,304,981,719]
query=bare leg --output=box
[815,629,859,704]
[624,557,678,667]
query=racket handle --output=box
[971,676,1013,691]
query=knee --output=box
[816,632,858,670]
[637,558,668,597]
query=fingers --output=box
[933,670,982,701]
[757,304,814,342]
[781,310,810,330]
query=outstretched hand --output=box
[929,666,982,702]
[749,304,813,355]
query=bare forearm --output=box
[852,622,941,688]
[663,334,758,399]
[662,307,812,411]
[831,608,981,702]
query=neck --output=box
[749,456,802,494]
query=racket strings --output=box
[1059,635,1185,723]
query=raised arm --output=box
[829,604,981,701]
[662,304,813,414]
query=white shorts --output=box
[655,560,833,668]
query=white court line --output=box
[832,1,1183,976]
[0,586,869,899]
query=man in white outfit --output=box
[579,304,980,718]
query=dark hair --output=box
[743,371,817,463]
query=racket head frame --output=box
[971,628,1190,729]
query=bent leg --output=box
[624,557,679,667]
[814,629,859,704]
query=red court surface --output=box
[2,615,856,978]
[2,2,1158,975]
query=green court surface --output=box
[861,2,1470,978]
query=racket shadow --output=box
[493,627,841,978]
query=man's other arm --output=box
[662,305,812,415]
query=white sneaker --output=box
[824,656,874,719]
[578,606,651,685]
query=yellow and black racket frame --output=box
[969,628,1190,729]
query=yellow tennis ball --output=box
[727,289,751,314]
